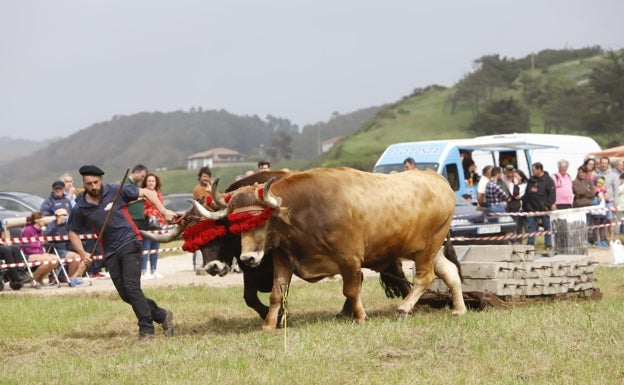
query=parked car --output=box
[163,193,194,215]
[0,204,26,238]
[0,192,46,238]
[0,191,45,213]
[451,195,517,244]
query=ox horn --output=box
[140,225,184,243]
[190,199,228,220]
[262,177,282,208]
[211,178,228,209]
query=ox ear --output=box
[277,207,291,225]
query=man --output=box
[595,156,619,241]
[477,165,493,208]
[192,166,212,203]
[403,157,416,171]
[501,165,515,196]
[484,167,509,214]
[40,180,72,216]
[192,166,213,275]
[551,159,573,210]
[46,207,83,286]
[124,164,149,230]
[616,159,624,175]
[522,162,556,250]
[68,165,177,340]
[257,160,271,171]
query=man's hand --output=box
[81,252,93,267]
[162,209,177,223]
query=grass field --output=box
[1,264,624,385]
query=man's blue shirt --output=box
[68,184,141,258]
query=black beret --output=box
[79,165,105,176]
[52,180,65,189]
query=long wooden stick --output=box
[74,167,131,278]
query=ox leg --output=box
[335,272,365,318]
[264,255,292,330]
[433,254,467,315]
[341,267,367,324]
[397,256,436,316]
[242,273,269,320]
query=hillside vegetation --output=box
[317,48,622,171]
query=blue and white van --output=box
[373,133,601,201]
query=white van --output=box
[373,133,601,200]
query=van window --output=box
[373,163,439,174]
[442,164,460,191]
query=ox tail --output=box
[443,232,463,282]
[379,267,413,299]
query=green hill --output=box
[315,50,621,172]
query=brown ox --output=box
[203,167,466,329]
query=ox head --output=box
[225,178,284,268]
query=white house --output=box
[322,136,343,153]
[186,147,248,170]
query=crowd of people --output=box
[471,156,624,249]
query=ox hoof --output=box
[395,309,410,319]
[333,310,353,319]
[452,307,468,316]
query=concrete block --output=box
[459,261,516,279]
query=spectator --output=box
[465,162,480,186]
[45,207,84,286]
[403,157,416,171]
[484,167,509,214]
[583,157,597,182]
[60,172,77,208]
[551,159,573,209]
[477,165,493,208]
[501,165,515,196]
[509,169,528,244]
[616,159,624,175]
[591,177,610,248]
[618,173,624,234]
[460,150,475,181]
[141,173,166,279]
[124,164,149,230]
[19,212,58,288]
[192,166,213,275]
[40,180,72,216]
[258,160,271,171]
[522,162,556,250]
[595,156,619,243]
[572,166,597,245]
[0,240,30,288]
[572,166,595,208]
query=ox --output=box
[197,167,467,329]
[143,171,414,321]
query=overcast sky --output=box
[1,0,622,141]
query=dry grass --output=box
[1,266,624,385]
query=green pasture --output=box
[1,265,623,385]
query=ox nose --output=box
[240,252,262,267]
[205,261,229,277]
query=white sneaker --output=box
[151,271,164,279]
[141,273,154,280]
